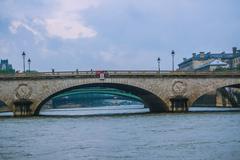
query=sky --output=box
[0,0,239,72]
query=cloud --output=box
[9,20,45,44]
[43,0,99,39]
[9,20,40,36]
[8,0,100,40]
[45,18,97,39]
[45,0,100,39]
[2,0,240,71]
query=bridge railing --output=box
[0,70,239,78]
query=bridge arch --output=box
[0,95,12,109]
[0,98,12,113]
[189,82,240,107]
[52,88,143,103]
[34,83,168,115]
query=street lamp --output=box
[171,50,175,71]
[157,57,161,72]
[28,58,31,72]
[22,51,26,72]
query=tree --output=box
[0,69,15,74]
[237,64,240,71]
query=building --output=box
[0,59,14,72]
[178,47,240,108]
[178,47,240,71]
[232,47,240,68]
[195,59,229,71]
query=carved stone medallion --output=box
[172,81,187,95]
[15,84,32,99]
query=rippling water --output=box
[40,105,149,116]
[0,106,240,160]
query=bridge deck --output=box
[0,70,239,80]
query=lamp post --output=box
[157,57,161,72]
[27,58,31,72]
[22,51,26,72]
[171,50,175,71]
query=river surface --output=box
[0,106,240,160]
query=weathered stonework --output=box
[172,80,187,95]
[15,84,32,99]
[0,73,239,116]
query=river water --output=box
[0,106,240,160]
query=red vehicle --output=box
[95,70,109,78]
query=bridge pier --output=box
[149,106,166,113]
[170,97,188,112]
[13,99,33,116]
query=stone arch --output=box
[53,89,143,103]
[189,80,240,107]
[33,82,168,115]
[0,97,11,112]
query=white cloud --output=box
[9,21,21,34]
[8,0,100,40]
[32,18,45,26]
[9,20,44,44]
[9,20,39,36]
[45,18,97,39]
[44,0,99,39]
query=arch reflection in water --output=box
[40,86,149,116]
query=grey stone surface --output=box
[0,73,239,116]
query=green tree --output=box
[0,69,15,74]
[237,64,240,71]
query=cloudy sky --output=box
[0,0,239,71]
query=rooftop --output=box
[195,59,229,70]
[179,52,234,66]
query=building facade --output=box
[232,47,240,68]
[178,47,240,108]
[0,59,14,72]
[178,47,240,71]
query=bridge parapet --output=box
[0,70,239,79]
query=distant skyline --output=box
[0,0,239,71]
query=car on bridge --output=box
[96,70,109,79]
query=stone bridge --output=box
[0,70,239,116]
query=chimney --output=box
[200,52,205,59]
[183,58,187,62]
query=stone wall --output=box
[0,74,239,116]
